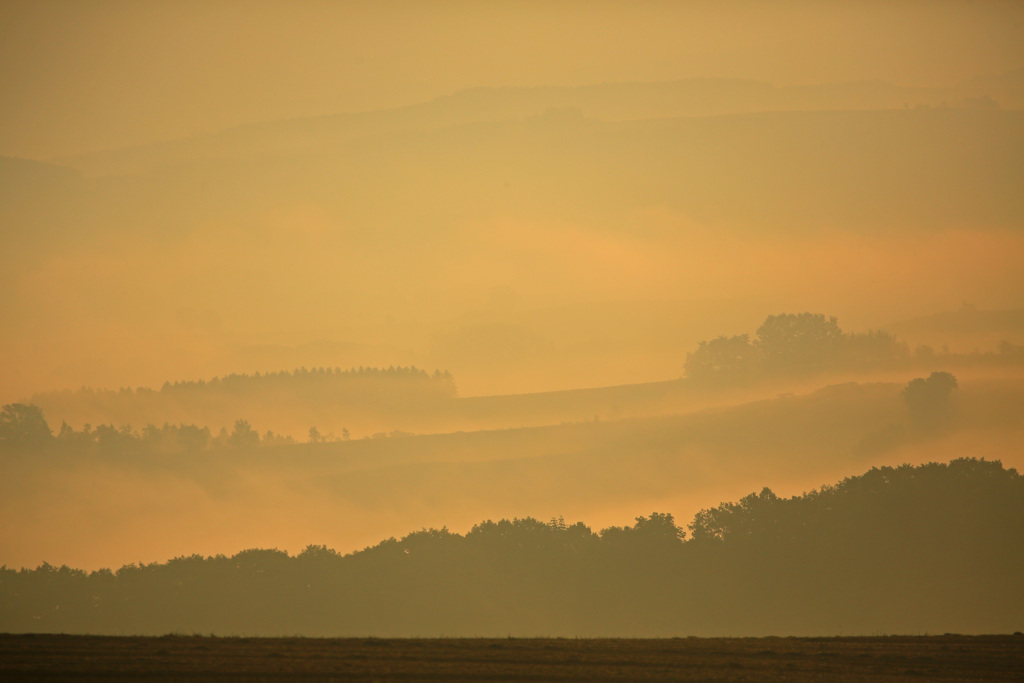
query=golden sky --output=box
[1,1,1023,400]
[1,0,1021,159]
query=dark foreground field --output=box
[1,634,1022,682]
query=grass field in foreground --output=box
[1,633,1021,681]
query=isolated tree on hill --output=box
[0,403,53,449]
[903,371,958,427]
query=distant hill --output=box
[13,108,1024,265]
[24,306,1024,438]
[53,71,1024,178]
[0,155,82,187]
[883,306,1024,351]
[29,365,458,439]
[4,376,1023,574]
[0,156,85,274]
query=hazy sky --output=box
[2,1,1024,401]
[2,0,1023,159]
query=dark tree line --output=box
[157,366,456,398]
[45,366,458,403]
[0,404,320,457]
[25,366,457,441]
[0,368,962,458]
[2,458,1020,636]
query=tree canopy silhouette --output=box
[685,312,910,383]
[756,313,843,374]
[0,403,53,449]
[903,371,958,428]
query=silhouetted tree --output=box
[685,334,758,383]
[228,419,260,449]
[93,423,138,456]
[0,403,53,450]
[842,329,909,368]
[261,430,295,446]
[688,487,780,543]
[756,313,842,374]
[174,424,213,452]
[630,512,686,543]
[903,371,958,427]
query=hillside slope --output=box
[3,376,1022,572]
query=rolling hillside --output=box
[4,374,1022,572]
